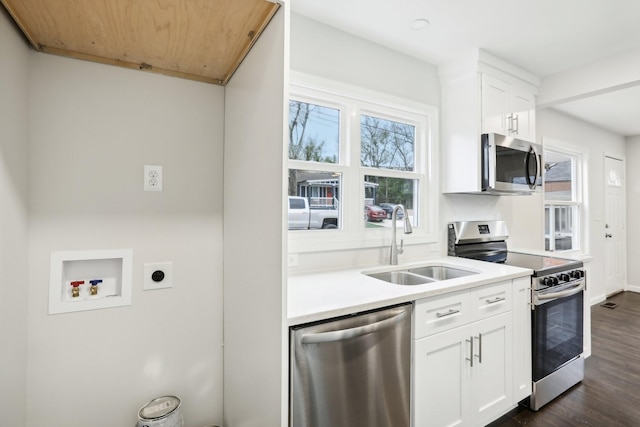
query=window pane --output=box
[364,176,416,228]
[361,115,415,171]
[544,152,573,201]
[545,204,575,251]
[288,169,341,230]
[288,101,339,163]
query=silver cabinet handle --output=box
[512,114,519,134]
[436,308,460,318]
[300,309,408,344]
[466,336,474,367]
[485,296,505,304]
[475,333,483,363]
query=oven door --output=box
[532,287,584,381]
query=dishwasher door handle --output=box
[301,309,409,345]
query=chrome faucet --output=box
[390,204,412,265]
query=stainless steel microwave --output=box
[481,133,542,195]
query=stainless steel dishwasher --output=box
[290,303,411,427]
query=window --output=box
[287,77,437,252]
[543,141,584,252]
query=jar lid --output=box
[138,395,181,420]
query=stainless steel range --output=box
[448,220,585,411]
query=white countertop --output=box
[287,256,532,326]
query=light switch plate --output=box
[143,262,173,290]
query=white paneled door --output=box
[604,156,626,296]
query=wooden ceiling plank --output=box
[221,2,280,85]
[0,0,43,50]
[0,0,279,84]
[41,45,222,85]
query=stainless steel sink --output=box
[366,271,435,286]
[407,265,477,280]
[365,265,477,285]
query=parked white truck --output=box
[288,196,339,230]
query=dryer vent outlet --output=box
[144,262,173,290]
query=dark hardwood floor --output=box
[488,291,640,427]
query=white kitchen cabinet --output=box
[413,320,471,426]
[470,312,512,425]
[439,50,539,194]
[512,277,532,401]
[413,279,524,427]
[481,74,536,143]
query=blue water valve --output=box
[89,279,103,295]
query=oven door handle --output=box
[537,282,585,301]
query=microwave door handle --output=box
[525,146,539,189]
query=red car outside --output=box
[365,205,387,222]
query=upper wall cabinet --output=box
[481,73,536,143]
[439,50,540,194]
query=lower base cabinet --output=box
[413,279,526,427]
[413,312,512,427]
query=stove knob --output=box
[542,277,552,287]
[570,270,582,279]
[559,273,570,282]
[550,276,559,286]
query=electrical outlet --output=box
[144,165,163,191]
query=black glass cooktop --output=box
[504,251,583,277]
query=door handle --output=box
[606,233,613,238]
[436,308,460,318]
[474,333,483,364]
[300,309,408,344]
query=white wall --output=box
[291,13,440,108]
[535,108,626,303]
[626,136,640,289]
[27,54,224,427]
[0,8,30,427]
[223,7,287,427]
[440,193,543,251]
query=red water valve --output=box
[70,280,84,298]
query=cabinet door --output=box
[470,312,513,427]
[414,326,472,427]
[510,83,536,142]
[512,277,532,402]
[481,73,509,135]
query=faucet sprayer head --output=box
[396,205,412,234]
[404,216,413,234]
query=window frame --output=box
[542,138,587,254]
[287,73,439,253]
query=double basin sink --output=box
[366,265,477,286]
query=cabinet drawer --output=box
[470,281,512,321]
[414,290,470,338]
